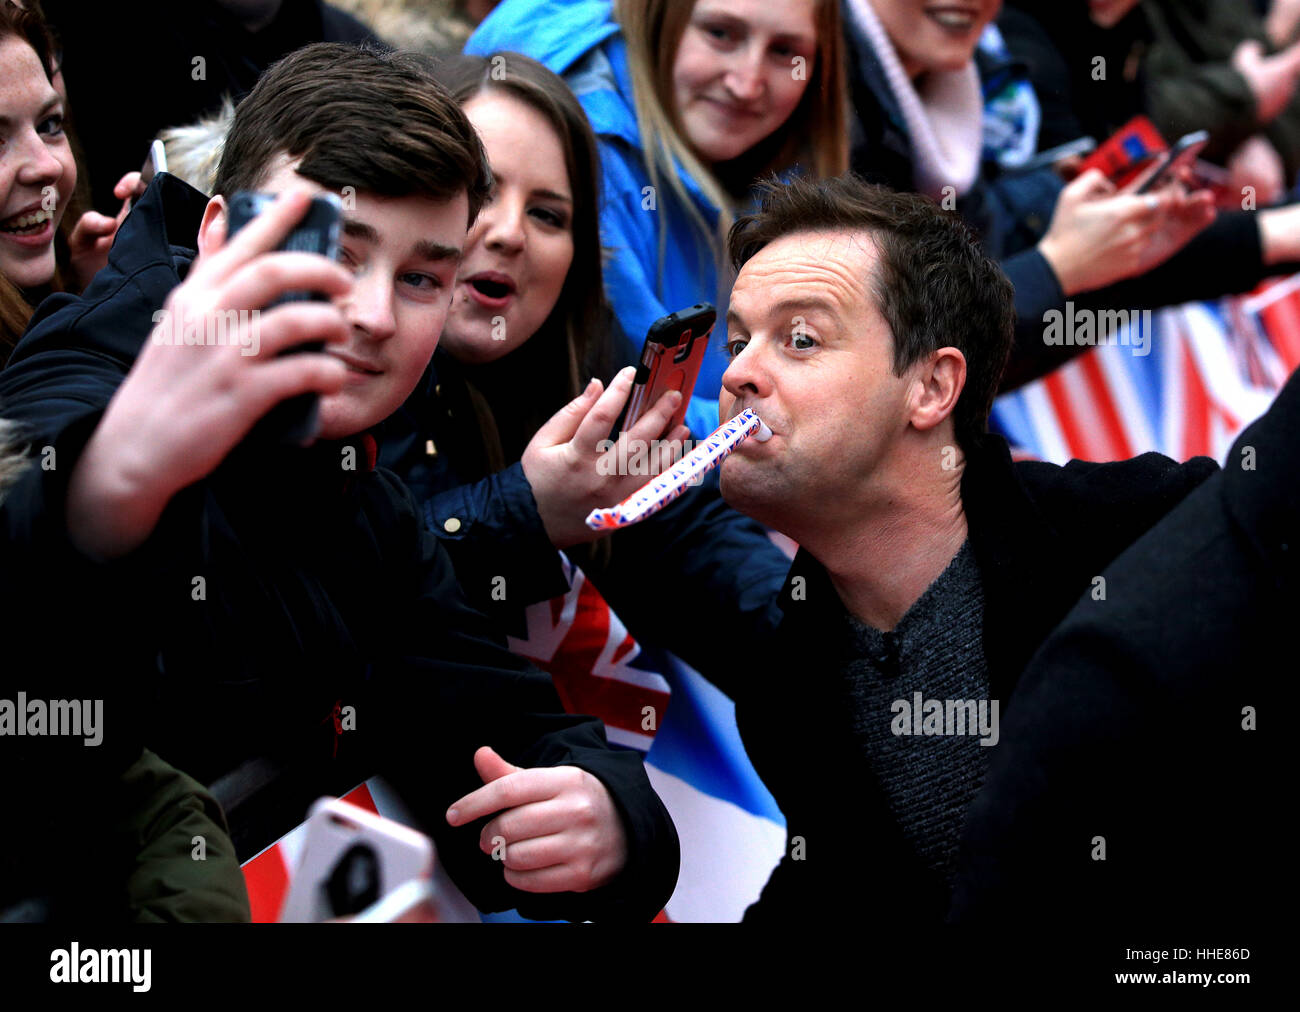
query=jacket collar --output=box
[774,432,1072,701]
[109,171,210,275]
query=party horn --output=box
[586,409,772,531]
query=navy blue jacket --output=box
[374,348,791,693]
[0,173,679,921]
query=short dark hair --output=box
[214,43,491,226]
[728,174,1015,448]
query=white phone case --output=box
[278,797,434,923]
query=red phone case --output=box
[1077,116,1168,188]
[623,307,716,434]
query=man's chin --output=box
[719,458,780,523]
[314,399,383,442]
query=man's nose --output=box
[345,272,397,342]
[721,339,769,401]
[15,129,65,190]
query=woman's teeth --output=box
[929,10,976,30]
[1,208,53,234]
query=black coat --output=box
[375,349,790,688]
[0,173,679,922]
[735,430,1218,922]
[950,367,1298,936]
[44,0,378,211]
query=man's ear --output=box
[909,347,967,433]
[196,195,229,259]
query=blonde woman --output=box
[467,0,848,406]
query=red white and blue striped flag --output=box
[242,553,786,922]
[991,283,1300,465]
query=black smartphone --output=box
[621,303,716,435]
[1013,136,1097,174]
[225,190,343,445]
[1133,130,1210,195]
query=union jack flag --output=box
[991,280,1300,465]
[242,553,785,923]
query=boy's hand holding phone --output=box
[520,365,690,549]
[66,186,352,561]
[446,747,630,894]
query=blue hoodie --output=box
[468,0,730,428]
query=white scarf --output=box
[846,0,984,199]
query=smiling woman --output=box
[466,0,849,401]
[0,1,75,358]
[862,0,1001,78]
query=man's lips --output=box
[330,351,383,377]
[726,407,776,443]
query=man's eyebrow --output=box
[0,93,62,130]
[342,219,378,244]
[770,297,841,319]
[729,296,841,327]
[412,239,462,263]
[341,219,462,263]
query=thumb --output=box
[531,377,602,448]
[1236,38,1263,65]
[1065,167,1113,201]
[474,745,522,785]
[78,212,117,235]
[113,171,144,201]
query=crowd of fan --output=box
[0,0,1281,930]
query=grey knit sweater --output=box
[838,540,994,888]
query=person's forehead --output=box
[692,0,817,45]
[0,36,56,108]
[731,230,879,323]
[253,154,465,260]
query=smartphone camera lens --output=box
[324,842,381,918]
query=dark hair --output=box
[214,43,491,227]
[728,174,1015,448]
[429,51,612,469]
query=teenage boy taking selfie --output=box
[0,42,678,921]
